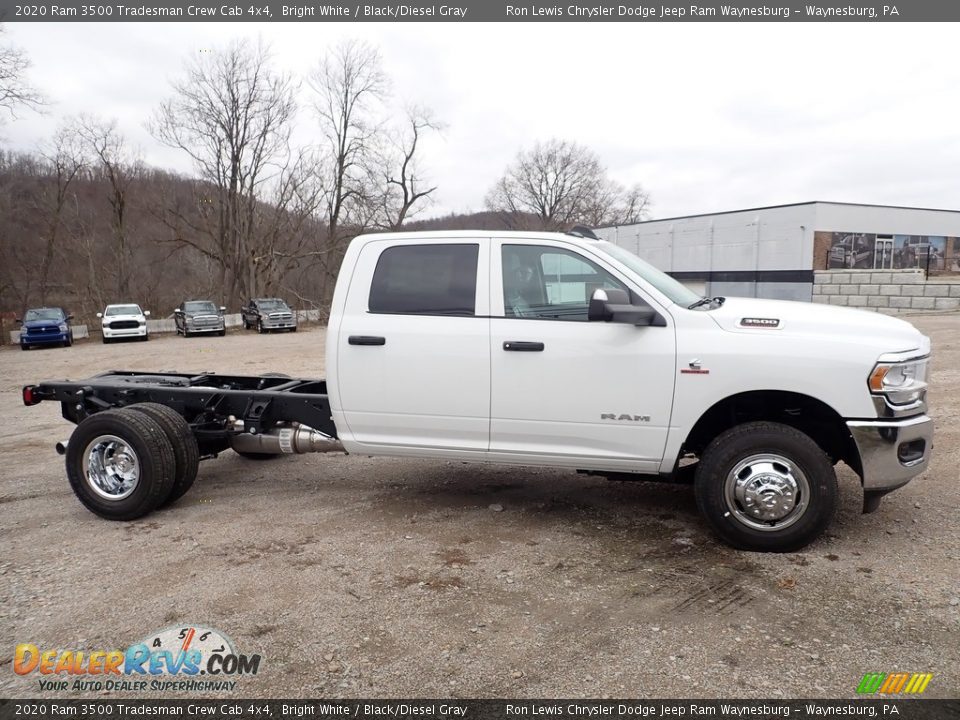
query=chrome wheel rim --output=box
[83,434,141,500]
[723,453,809,532]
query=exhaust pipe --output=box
[55,441,68,456]
[230,425,344,455]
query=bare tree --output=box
[379,106,440,229]
[77,115,141,299]
[36,125,85,304]
[150,38,299,303]
[0,25,44,119]
[308,40,387,296]
[485,138,651,230]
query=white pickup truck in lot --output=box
[23,229,933,552]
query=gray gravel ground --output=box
[1,317,958,699]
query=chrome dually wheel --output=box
[724,453,810,532]
[695,422,838,552]
[83,434,141,500]
[66,409,176,520]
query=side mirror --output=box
[219,306,226,313]
[96,312,103,318]
[588,288,664,327]
[66,315,74,321]
[15,318,22,325]
[144,310,151,317]
[174,308,181,314]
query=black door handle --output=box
[503,341,544,352]
[348,335,386,346]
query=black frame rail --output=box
[22,370,337,439]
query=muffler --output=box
[230,425,344,455]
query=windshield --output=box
[257,299,287,310]
[184,301,217,314]
[595,241,701,307]
[106,305,141,316]
[24,308,64,322]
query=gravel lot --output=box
[1,317,958,700]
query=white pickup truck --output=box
[23,229,933,552]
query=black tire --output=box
[218,329,226,337]
[64,335,73,347]
[257,320,265,334]
[243,319,249,330]
[20,344,28,351]
[125,403,200,506]
[142,333,149,342]
[694,421,837,552]
[65,409,176,520]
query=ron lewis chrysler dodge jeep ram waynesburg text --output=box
[22,230,933,552]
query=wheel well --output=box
[682,391,861,475]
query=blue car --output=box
[18,307,74,350]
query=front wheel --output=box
[694,422,837,552]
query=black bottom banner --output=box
[1,699,958,720]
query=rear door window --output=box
[369,244,479,316]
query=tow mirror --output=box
[144,310,151,317]
[96,312,103,318]
[588,288,665,327]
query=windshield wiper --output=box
[688,296,726,310]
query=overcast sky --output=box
[3,22,959,220]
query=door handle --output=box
[348,335,386,346]
[503,341,544,352]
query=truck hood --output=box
[706,297,928,355]
[103,314,144,323]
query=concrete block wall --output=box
[812,270,960,314]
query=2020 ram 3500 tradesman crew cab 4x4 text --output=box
[23,231,933,552]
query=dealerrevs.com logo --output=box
[14,625,261,692]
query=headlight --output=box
[58,323,68,332]
[869,357,928,406]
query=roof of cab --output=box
[354,230,599,243]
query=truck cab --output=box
[327,230,933,551]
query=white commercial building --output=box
[594,201,960,301]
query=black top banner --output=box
[0,0,957,22]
